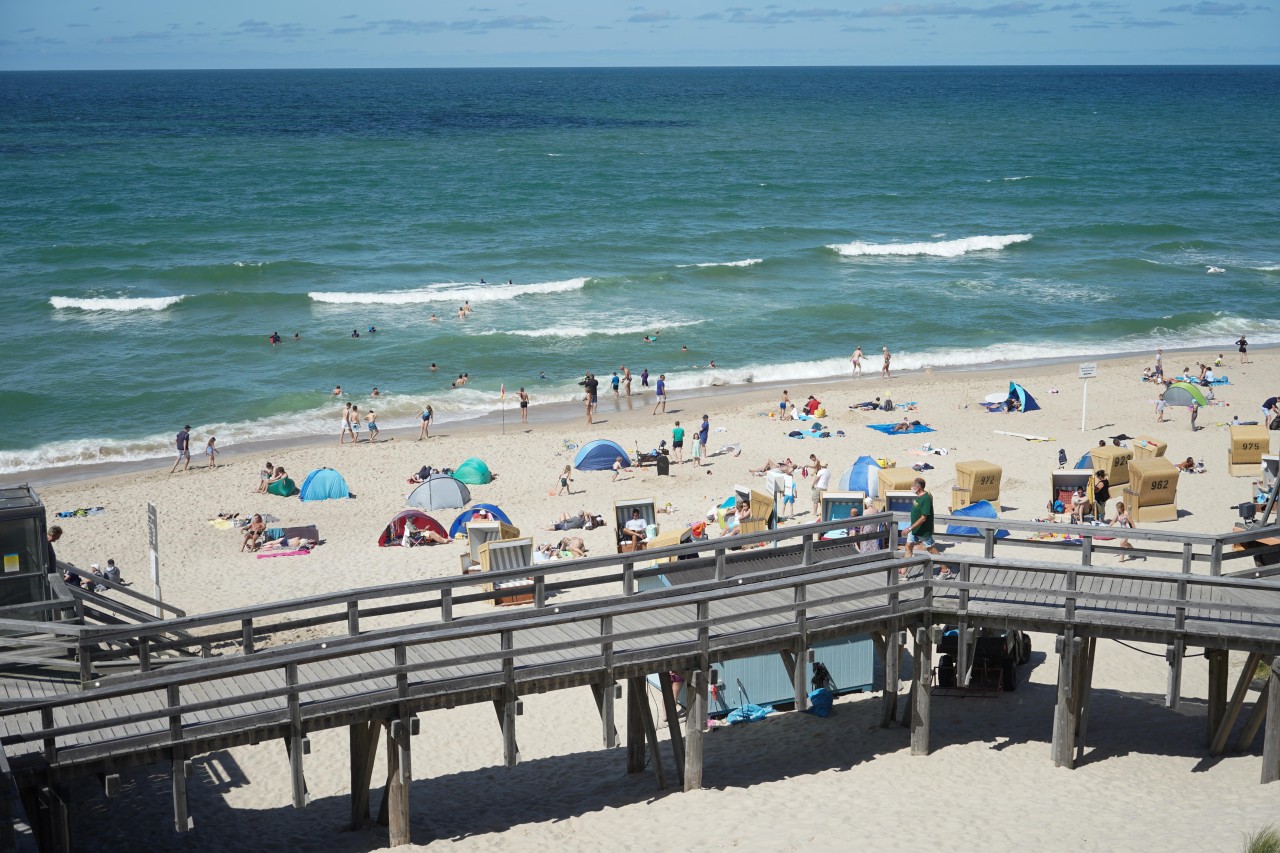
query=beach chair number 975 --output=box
[1243,442,1261,451]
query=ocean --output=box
[1,66,1277,475]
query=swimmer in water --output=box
[430,362,438,371]
[681,345,689,352]
[351,329,360,338]
[539,371,547,380]
[429,313,439,321]
[368,325,377,334]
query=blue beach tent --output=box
[945,501,1010,538]
[837,456,882,497]
[298,468,351,502]
[1006,382,1041,413]
[447,504,513,538]
[573,439,631,471]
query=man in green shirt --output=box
[904,477,953,579]
[671,421,685,464]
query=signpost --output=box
[1078,362,1097,432]
[148,502,161,618]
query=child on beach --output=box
[1112,502,1135,561]
[557,465,572,496]
[205,436,219,469]
[418,404,433,440]
[1156,394,1167,423]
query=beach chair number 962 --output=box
[1151,480,1169,490]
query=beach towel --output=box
[56,507,104,518]
[256,549,311,559]
[867,423,935,435]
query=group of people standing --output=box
[169,425,219,473]
[339,402,380,444]
[849,346,894,380]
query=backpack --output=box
[811,661,834,691]
[881,398,894,412]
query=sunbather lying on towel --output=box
[850,398,882,411]
[749,457,796,475]
[258,535,316,552]
[892,418,928,433]
[546,511,605,531]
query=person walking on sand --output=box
[1155,393,1167,423]
[204,436,219,470]
[170,425,192,474]
[1189,400,1200,432]
[350,406,362,443]
[1112,501,1135,561]
[557,465,572,496]
[365,409,380,442]
[672,420,685,463]
[851,346,863,378]
[340,402,353,444]
[612,456,625,481]
[881,346,892,380]
[418,404,433,440]
[779,389,791,420]
[1236,334,1250,364]
[697,415,710,465]
[903,477,951,578]
[518,388,529,424]
[653,374,667,415]
[810,460,830,518]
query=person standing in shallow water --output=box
[881,346,892,379]
[518,388,529,424]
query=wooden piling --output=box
[385,717,412,846]
[350,721,381,829]
[631,678,667,789]
[1211,652,1263,756]
[881,626,900,728]
[1262,662,1280,784]
[657,671,686,785]
[910,626,931,756]
[1206,649,1229,746]
[683,669,707,792]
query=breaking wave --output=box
[828,234,1033,258]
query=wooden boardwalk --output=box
[2,515,1279,851]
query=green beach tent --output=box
[1163,381,1210,408]
[452,457,493,485]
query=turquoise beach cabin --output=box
[639,562,874,715]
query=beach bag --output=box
[1270,416,1280,430]
[881,398,894,411]
[805,687,834,718]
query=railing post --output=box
[888,522,900,553]
[440,588,453,623]
[1081,535,1093,567]
[139,637,152,672]
[623,560,635,596]
[1210,540,1223,577]
[347,601,360,635]
[793,584,808,711]
[241,619,254,654]
[1182,542,1194,574]
[714,549,726,581]
[533,575,546,609]
[983,528,995,559]
[801,534,814,567]
[1065,570,1077,622]
[40,708,56,763]
[168,684,192,833]
[78,642,93,684]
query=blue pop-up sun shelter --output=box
[837,456,882,497]
[574,439,631,471]
[298,468,350,501]
[447,504,513,538]
[1006,382,1041,413]
[945,500,1010,538]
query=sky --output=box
[1,1,1275,70]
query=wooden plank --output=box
[1211,652,1262,756]
[1264,666,1280,784]
[910,626,931,756]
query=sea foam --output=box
[309,277,588,306]
[677,259,763,268]
[49,295,185,312]
[828,234,1033,258]
[505,319,702,339]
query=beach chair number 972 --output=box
[978,476,996,486]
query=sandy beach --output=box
[32,346,1280,852]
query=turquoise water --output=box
[1,66,1277,473]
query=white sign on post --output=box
[1079,363,1097,431]
[148,502,161,618]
